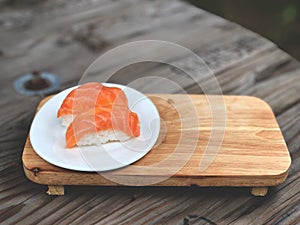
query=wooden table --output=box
[1,0,299,224]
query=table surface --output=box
[1,0,299,224]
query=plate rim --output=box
[29,83,160,172]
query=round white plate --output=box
[30,83,160,172]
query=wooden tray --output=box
[22,94,291,196]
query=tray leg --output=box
[47,185,65,195]
[250,187,268,196]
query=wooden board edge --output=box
[22,164,290,187]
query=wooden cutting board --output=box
[22,94,291,196]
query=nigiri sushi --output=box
[65,105,140,148]
[57,82,128,127]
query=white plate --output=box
[30,83,160,172]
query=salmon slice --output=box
[65,105,140,148]
[57,82,128,118]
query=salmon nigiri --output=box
[65,105,140,148]
[57,82,128,127]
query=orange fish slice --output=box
[57,82,128,118]
[65,105,140,148]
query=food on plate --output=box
[57,82,128,127]
[65,105,140,148]
[57,82,140,148]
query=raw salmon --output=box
[57,82,128,118]
[65,105,140,148]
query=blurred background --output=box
[1,0,299,60]
[187,0,300,60]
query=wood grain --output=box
[250,187,268,197]
[22,94,290,187]
[47,185,64,195]
[1,0,299,224]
